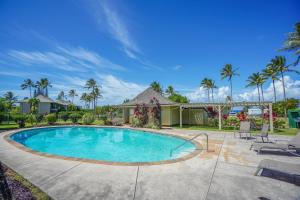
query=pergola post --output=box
[180,105,182,128]
[269,103,274,133]
[218,105,222,130]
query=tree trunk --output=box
[230,78,233,101]
[29,87,32,98]
[281,72,287,119]
[207,89,210,102]
[257,85,261,104]
[211,88,214,102]
[272,80,277,103]
[260,85,264,102]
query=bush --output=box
[13,114,26,128]
[35,114,44,123]
[82,113,95,125]
[274,118,286,129]
[59,112,69,122]
[224,116,240,129]
[45,114,57,125]
[0,112,5,124]
[69,113,81,124]
[26,114,36,125]
[131,117,142,127]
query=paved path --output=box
[0,128,300,200]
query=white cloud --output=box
[185,86,230,102]
[5,46,126,72]
[173,65,182,70]
[237,76,300,101]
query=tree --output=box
[221,64,239,101]
[40,78,52,97]
[3,91,17,124]
[80,93,88,108]
[68,89,78,103]
[165,86,175,96]
[91,86,102,108]
[150,81,163,94]
[208,79,217,102]
[201,78,211,102]
[281,22,300,66]
[246,72,264,103]
[263,63,279,102]
[168,93,189,103]
[21,79,34,98]
[28,98,40,114]
[85,79,98,110]
[57,91,66,100]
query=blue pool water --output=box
[10,127,196,163]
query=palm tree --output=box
[208,80,217,102]
[21,79,34,98]
[150,81,163,94]
[68,89,78,103]
[263,64,279,102]
[57,91,65,100]
[80,93,88,108]
[165,85,175,96]
[40,78,52,96]
[91,86,102,108]
[85,79,97,109]
[246,73,263,103]
[201,78,211,102]
[221,64,239,101]
[281,22,300,66]
[4,91,17,124]
[260,75,267,102]
[28,98,40,114]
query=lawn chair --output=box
[251,133,300,156]
[234,121,251,139]
[254,124,269,143]
[255,159,300,186]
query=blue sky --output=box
[0,0,299,105]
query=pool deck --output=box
[0,127,300,200]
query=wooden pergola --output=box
[179,101,274,133]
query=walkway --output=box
[0,128,299,200]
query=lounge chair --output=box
[234,121,251,139]
[255,159,300,186]
[251,133,300,156]
[254,124,269,142]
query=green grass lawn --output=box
[0,119,105,131]
[173,125,299,136]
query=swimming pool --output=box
[9,127,198,164]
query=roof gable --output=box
[122,87,177,106]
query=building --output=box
[120,87,208,126]
[19,95,71,115]
[118,87,274,132]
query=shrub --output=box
[69,113,81,124]
[13,114,27,128]
[45,114,57,125]
[274,118,286,129]
[131,117,142,127]
[224,116,240,129]
[35,114,44,123]
[82,113,95,125]
[59,112,69,122]
[26,114,36,126]
[0,112,5,124]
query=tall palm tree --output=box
[281,22,300,66]
[40,78,52,97]
[246,73,263,103]
[165,85,175,96]
[80,93,88,108]
[201,78,211,102]
[208,80,217,102]
[21,79,34,98]
[68,89,78,103]
[91,86,102,108]
[260,74,267,102]
[263,64,279,102]
[85,79,97,109]
[57,91,65,100]
[150,81,163,94]
[221,64,239,101]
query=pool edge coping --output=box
[3,125,203,166]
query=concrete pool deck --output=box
[0,127,300,200]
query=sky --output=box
[0,0,299,105]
